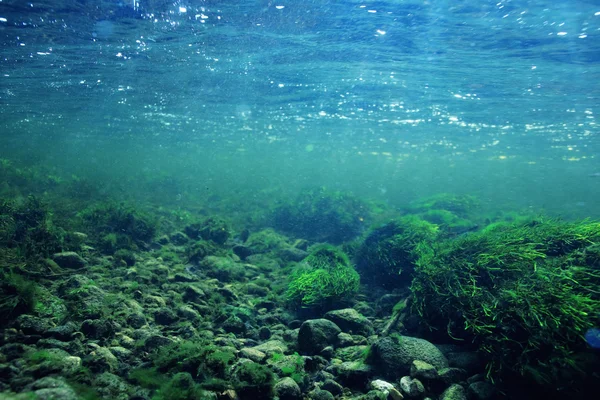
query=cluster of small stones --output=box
[0,226,497,400]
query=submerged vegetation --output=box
[273,187,370,244]
[411,218,600,387]
[356,216,438,288]
[286,244,360,310]
[77,202,158,252]
[0,158,599,399]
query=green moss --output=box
[273,187,370,244]
[100,233,118,253]
[0,196,65,261]
[418,209,478,236]
[407,193,479,218]
[199,377,230,392]
[77,202,157,250]
[129,367,169,390]
[114,249,136,266]
[411,217,600,387]
[27,349,60,364]
[204,349,237,378]
[244,229,288,253]
[0,273,39,320]
[286,245,359,310]
[152,340,237,381]
[356,215,438,288]
[33,287,67,322]
[304,244,351,270]
[186,240,217,264]
[184,217,230,245]
[152,372,205,400]
[153,340,206,376]
[270,352,304,379]
[234,362,275,399]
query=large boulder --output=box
[52,252,87,269]
[370,335,448,378]
[274,377,302,400]
[324,308,373,336]
[440,384,468,400]
[298,319,341,354]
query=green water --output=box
[1,1,600,399]
[1,0,599,219]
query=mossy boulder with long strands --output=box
[410,218,600,390]
[286,244,360,311]
[356,215,439,289]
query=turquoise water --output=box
[1,0,599,218]
[1,2,600,399]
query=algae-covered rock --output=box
[85,346,118,373]
[440,384,467,400]
[252,340,288,356]
[324,308,373,336]
[369,335,448,378]
[286,245,359,311]
[411,218,600,385]
[184,217,230,244]
[25,348,82,378]
[307,388,335,400]
[26,377,79,400]
[274,377,302,400]
[273,187,369,244]
[52,251,87,269]
[410,360,439,380]
[298,319,341,355]
[333,361,374,389]
[93,372,132,400]
[232,360,275,399]
[356,216,438,289]
[399,376,425,398]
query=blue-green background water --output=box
[1,0,599,218]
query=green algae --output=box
[410,217,600,386]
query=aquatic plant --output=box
[356,215,438,288]
[129,368,169,390]
[268,351,305,384]
[410,217,600,387]
[233,361,275,399]
[153,372,206,400]
[0,196,64,261]
[286,244,360,310]
[417,209,478,237]
[184,217,230,245]
[150,339,237,382]
[406,193,479,218]
[0,273,39,320]
[273,187,369,244]
[77,202,157,251]
[114,249,136,266]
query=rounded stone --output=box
[275,377,302,400]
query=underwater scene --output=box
[1,0,600,399]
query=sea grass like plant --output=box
[410,217,600,387]
[286,244,360,309]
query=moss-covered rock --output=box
[406,193,479,218]
[273,187,369,244]
[298,319,341,355]
[184,217,230,245]
[77,202,157,251]
[232,360,275,399]
[286,245,360,311]
[368,335,448,378]
[411,218,600,387]
[356,215,438,288]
